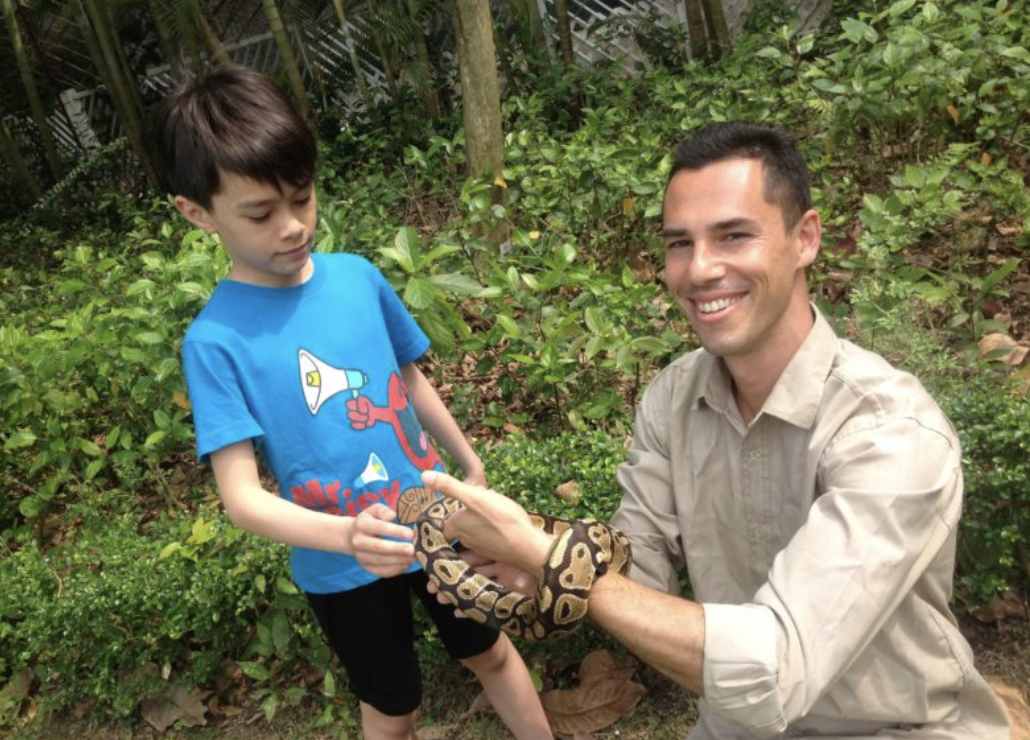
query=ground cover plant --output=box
[1,0,1029,736]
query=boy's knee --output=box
[460,634,510,675]
[360,701,417,740]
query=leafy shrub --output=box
[0,502,326,723]
[0,213,224,538]
[943,376,1030,607]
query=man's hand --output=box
[425,548,539,611]
[347,503,415,578]
[421,471,554,574]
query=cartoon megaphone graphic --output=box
[299,349,368,415]
[354,453,389,488]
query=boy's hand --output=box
[348,503,415,578]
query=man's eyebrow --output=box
[659,217,759,239]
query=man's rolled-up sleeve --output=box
[702,602,786,737]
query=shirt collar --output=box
[699,304,838,430]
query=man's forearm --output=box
[587,571,706,696]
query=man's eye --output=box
[296,196,312,206]
[248,214,271,223]
[667,240,692,250]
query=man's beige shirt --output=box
[612,307,1009,739]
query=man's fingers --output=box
[422,470,481,508]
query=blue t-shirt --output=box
[182,253,444,593]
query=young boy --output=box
[154,64,552,740]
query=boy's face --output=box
[175,172,317,288]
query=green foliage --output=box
[0,501,326,723]
[0,210,224,538]
[942,376,1030,607]
[480,429,628,521]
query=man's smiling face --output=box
[661,156,820,372]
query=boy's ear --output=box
[174,195,217,233]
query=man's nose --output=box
[689,241,725,283]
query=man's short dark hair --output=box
[669,122,812,230]
[153,64,317,209]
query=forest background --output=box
[1,0,1029,738]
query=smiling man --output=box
[424,122,1010,738]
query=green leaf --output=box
[429,273,482,295]
[144,431,167,448]
[78,438,103,456]
[18,495,44,519]
[276,575,299,595]
[238,661,270,681]
[84,459,105,481]
[272,610,291,656]
[496,315,522,339]
[323,670,337,697]
[840,18,878,45]
[584,307,606,334]
[4,430,37,450]
[888,0,918,17]
[159,542,183,560]
[392,227,419,272]
[403,277,438,309]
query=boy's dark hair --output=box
[669,122,811,230]
[154,64,317,209]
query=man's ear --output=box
[795,208,822,269]
[174,195,216,234]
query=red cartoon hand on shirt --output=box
[346,394,387,430]
[346,372,443,471]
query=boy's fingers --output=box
[358,503,413,541]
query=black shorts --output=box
[306,569,500,716]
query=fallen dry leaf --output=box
[978,332,1029,366]
[975,592,1029,623]
[140,685,211,732]
[540,650,646,735]
[417,725,455,740]
[988,677,1030,740]
[462,690,494,716]
[541,676,646,735]
[578,649,639,685]
[555,480,581,505]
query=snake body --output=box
[412,495,632,641]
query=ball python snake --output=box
[410,494,632,641]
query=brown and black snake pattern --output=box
[412,495,632,641]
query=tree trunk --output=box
[553,0,574,66]
[0,110,43,203]
[74,0,159,185]
[406,0,440,119]
[681,0,709,60]
[261,0,313,122]
[147,0,185,81]
[332,0,374,107]
[451,0,508,249]
[700,0,732,58]
[3,0,63,185]
[194,3,232,66]
[509,0,550,71]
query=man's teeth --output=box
[698,297,736,314]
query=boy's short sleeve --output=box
[182,339,264,462]
[369,263,431,366]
